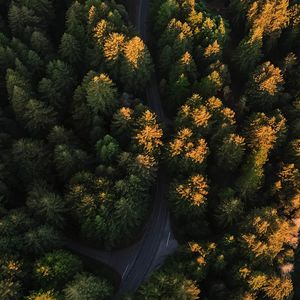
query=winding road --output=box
[66,0,178,298]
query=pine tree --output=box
[24,99,57,135]
[245,62,284,110]
[169,128,209,172]
[216,134,245,171]
[65,1,86,44]
[233,36,263,76]
[138,272,200,300]
[237,112,286,198]
[27,183,65,228]
[155,0,179,33]
[53,144,88,180]
[10,86,29,122]
[240,207,297,264]
[30,31,53,58]
[86,73,118,115]
[12,139,51,185]
[34,250,82,289]
[25,225,61,255]
[8,4,39,37]
[64,273,113,300]
[96,135,120,164]
[59,33,82,65]
[215,197,244,228]
[111,107,134,139]
[171,174,208,219]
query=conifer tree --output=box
[64,273,113,300]
[245,62,284,110]
[86,73,118,115]
[121,36,153,92]
[59,33,82,65]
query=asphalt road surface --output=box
[66,0,178,298]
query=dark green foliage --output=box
[64,273,113,300]
[24,225,62,255]
[33,250,82,289]
[38,60,74,111]
[23,99,57,135]
[136,272,200,299]
[66,168,150,246]
[27,183,66,227]
[53,144,88,180]
[30,31,53,58]
[59,33,82,65]
[12,139,51,185]
[96,135,120,164]
[233,36,263,76]
[86,73,118,115]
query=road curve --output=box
[66,0,178,298]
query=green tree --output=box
[112,175,149,238]
[38,60,74,112]
[48,126,76,147]
[25,225,61,255]
[59,33,82,65]
[216,134,245,171]
[233,36,263,76]
[0,209,33,254]
[137,272,200,300]
[34,250,82,289]
[23,99,57,135]
[237,112,286,198]
[65,1,86,44]
[155,0,179,33]
[10,86,30,122]
[12,139,51,185]
[64,273,113,300]
[96,135,120,164]
[8,4,39,37]
[159,45,173,75]
[30,31,53,59]
[168,73,191,109]
[26,183,65,228]
[53,144,88,180]
[111,107,134,139]
[86,73,118,115]
[215,197,244,228]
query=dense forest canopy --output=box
[0,0,300,299]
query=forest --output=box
[0,0,299,299]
